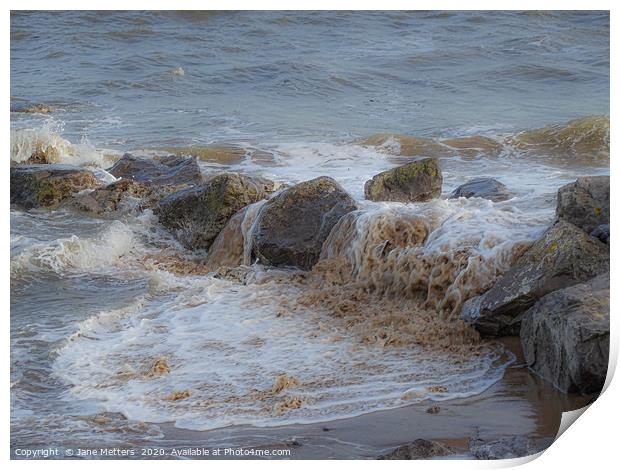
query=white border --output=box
[3,2,616,469]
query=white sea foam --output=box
[53,271,513,430]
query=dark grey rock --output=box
[449,178,511,202]
[108,153,202,186]
[556,176,609,234]
[252,176,357,270]
[364,158,442,203]
[521,273,609,394]
[460,220,609,336]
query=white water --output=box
[10,123,609,444]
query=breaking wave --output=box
[10,125,118,168]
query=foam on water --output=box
[11,213,156,276]
[52,270,513,430]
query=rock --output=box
[108,153,202,186]
[460,220,609,336]
[590,224,610,244]
[157,173,269,250]
[521,273,609,394]
[11,103,55,114]
[556,176,609,234]
[11,164,100,209]
[379,439,455,460]
[67,179,151,214]
[469,436,537,460]
[252,176,357,270]
[205,200,267,269]
[449,178,511,202]
[204,207,248,268]
[364,158,443,203]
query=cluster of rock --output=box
[461,175,610,395]
[10,154,361,272]
[11,149,610,397]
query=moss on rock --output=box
[364,158,443,203]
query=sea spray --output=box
[10,125,119,168]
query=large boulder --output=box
[108,154,202,186]
[460,220,609,336]
[449,178,511,202]
[520,273,609,394]
[364,158,442,203]
[378,439,455,460]
[157,173,269,250]
[252,176,357,270]
[556,176,609,235]
[11,164,100,209]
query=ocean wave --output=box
[359,115,610,167]
[11,219,145,276]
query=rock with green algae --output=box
[11,164,100,209]
[156,172,271,250]
[364,158,443,203]
[460,220,609,336]
[252,176,357,270]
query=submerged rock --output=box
[360,133,503,160]
[11,103,55,114]
[11,164,100,209]
[379,439,455,460]
[360,134,450,158]
[67,179,151,214]
[252,176,357,270]
[556,176,610,235]
[440,136,503,158]
[364,158,443,203]
[469,436,537,460]
[108,153,202,186]
[460,220,609,336]
[449,178,511,202]
[159,145,248,165]
[505,115,609,165]
[521,273,609,394]
[157,173,270,250]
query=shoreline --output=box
[149,337,592,460]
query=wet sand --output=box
[152,337,593,459]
